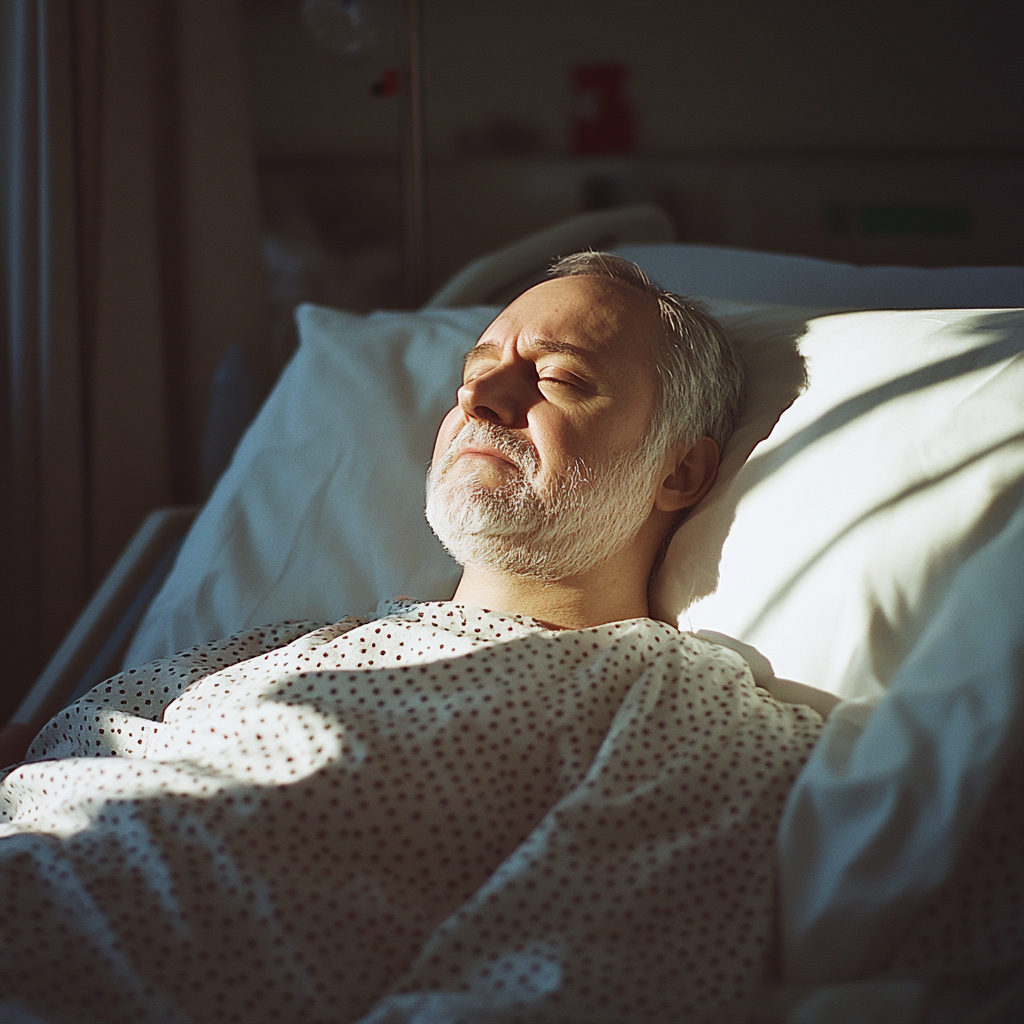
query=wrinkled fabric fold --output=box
[2,603,823,1023]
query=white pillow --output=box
[127,293,1024,707]
[125,305,496,666]
[127,296,815,667]
[654,306,1024,698]
[616,243,1024,309]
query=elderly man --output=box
[1,254,829,1024]
[428,252,731,629]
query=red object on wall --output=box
[571,63,636,155]
[371,68,399,97]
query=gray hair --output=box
[547,251,744,454]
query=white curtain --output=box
[1,0,268,723]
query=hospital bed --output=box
[3,205,1023,1021]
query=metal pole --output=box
[401,0,426,307]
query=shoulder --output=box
[23,618,368,762]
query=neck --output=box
[451,530,662,630]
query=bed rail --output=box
[0,505,199,767]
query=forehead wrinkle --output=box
[464,334,607,377]
[520,337,592,361]
[466,277,663,400]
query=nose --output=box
[457,363,531,429]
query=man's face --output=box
[425,275,667,580]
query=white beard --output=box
[425,421,664,582]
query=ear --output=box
[653,437,721,513]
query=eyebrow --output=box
[463,337,597,371]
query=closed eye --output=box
[539,372,590,392]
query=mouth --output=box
[455,445,517,466]
[436,423,539,483]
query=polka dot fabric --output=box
[1,602,823,1023]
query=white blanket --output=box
[774,493,1024,1024]
[1,603,823,1023]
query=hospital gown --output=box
[0,600,825,1024]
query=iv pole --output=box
[401,0,426,307]
[302,0,426,307]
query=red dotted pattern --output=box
[1,602,824,1023]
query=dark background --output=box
[243,0,1024,330]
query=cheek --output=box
[527,409,595,475]
[431,407,465,463]
[531,405,646,475]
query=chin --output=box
[426,436,663,582]
[427,487,644,583]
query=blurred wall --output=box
[241,0,1023,315]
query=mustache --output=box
[436,422,540,477]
